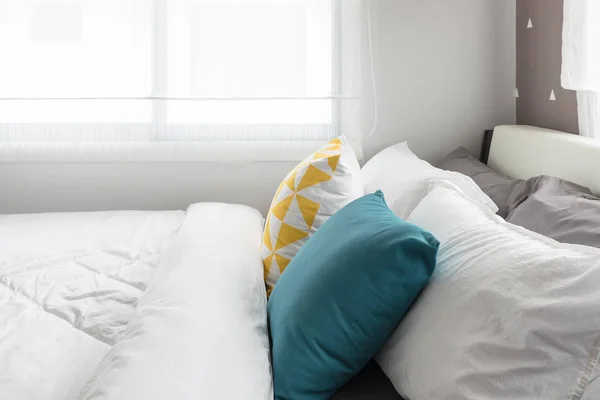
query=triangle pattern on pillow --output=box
[261,137,361,296]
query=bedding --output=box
[361,142,498,219]
[376,181,600,400]
[506,175,600,248]
[440,146,525,217]
[0,210,184,400]
[79,203,273,399]
[1,204,273,400]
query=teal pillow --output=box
[268,191,439,400]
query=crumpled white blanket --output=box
[0,204,272,400]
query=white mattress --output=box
[0,204,273,400]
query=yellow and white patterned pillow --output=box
[262,136,363,295]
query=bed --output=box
[1,124,598,400]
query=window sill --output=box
[0,141,332,164]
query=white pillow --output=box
[377,180,600,400]
[361,142,498,219]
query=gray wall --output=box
[362,0,516,163]
[516,0,579,133]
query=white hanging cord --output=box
[366,0,379,137]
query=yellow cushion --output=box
[262,136,363,296]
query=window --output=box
[562,0,600,138]
[0,0,363,145]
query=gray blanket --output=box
[507,175,600,249]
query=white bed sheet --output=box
[0,210,185,399]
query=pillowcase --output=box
[262,136,363,295]
[361,142,498,219]
[439,146,525,217]
[376,181,600,400]
[268,191,439,400]
[507,175,600,248]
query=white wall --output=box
[362,0,516,164]
[0,161,295,216]
[0,1,516,215]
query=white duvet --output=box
[0,204,273,400]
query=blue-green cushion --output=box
[268,191,439,400]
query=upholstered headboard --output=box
[483,125,600,195]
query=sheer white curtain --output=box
[0,0,365,156]
[562,0,600,138]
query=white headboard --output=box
[488,125,600,195]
